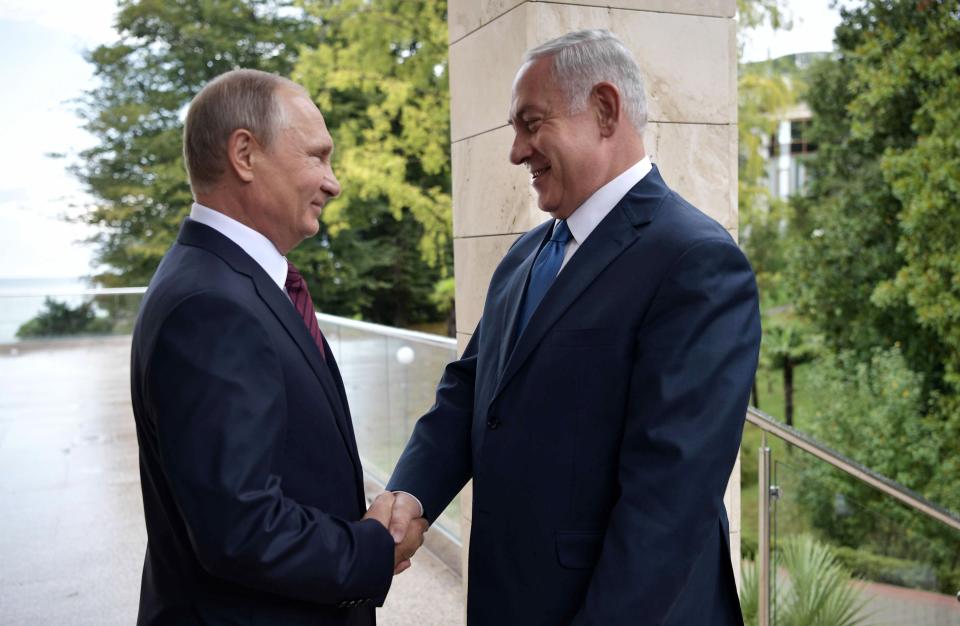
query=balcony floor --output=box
[0,336,464,625]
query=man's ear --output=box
[591,82,622,138]
[226,128,257,183]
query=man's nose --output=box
[509,132,530,166]
[324,169,342,198]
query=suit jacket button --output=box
[487,416,500,429]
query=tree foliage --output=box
[796,346,960,592]
[74,0,452,327]
[75,0,317,286]
[741,535,869,626]
[17,298,113,338]
[289,0,453,326]
[787,0,960,395]
[777,1,960,585]
[736,0,795,300]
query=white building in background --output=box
[764,101,816,199]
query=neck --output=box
[610,133,646,177]
[194,189,287,254]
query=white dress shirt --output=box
[558,156,652,271]
[189,202,288,291]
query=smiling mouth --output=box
[531,164,551,180]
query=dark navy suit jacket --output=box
[130,219,394,625]
[388,167,760,625]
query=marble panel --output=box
[448,0,526,44]
[449,7,528,143]
[450,3,735,142]
[646,121,737,229]
[450,0,735,44]
[452,124,548,239]
[725,453,741,535]
[454,234,521,334]
[556,0,735,17]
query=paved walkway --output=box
[0,337,463,625]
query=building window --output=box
[789,119,817,156]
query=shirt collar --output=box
[189,202,288,291]
[564,156,652,246]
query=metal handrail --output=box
[0,287,148,297]
[747,406,960,533]
[0,287,458,349]
[317,313,457,349]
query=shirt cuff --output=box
[391,491,425,518]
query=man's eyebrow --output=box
[508,105,534,127]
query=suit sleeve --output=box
[574,238,761,624]
[385,326,479,522]
[143,291,394,604]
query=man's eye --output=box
[526,119,541,132]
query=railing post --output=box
[758,433,771,626]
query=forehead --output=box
[277,88,332,142]
[509,57,558,120]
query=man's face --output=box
[253,87,341,254]
[508,56,606,219]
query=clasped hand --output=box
[363,492,428,574]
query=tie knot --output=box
[551,220,572,244]
[285,260,304,291]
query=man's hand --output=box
[389,492,428,575]
[363,492,427,574]
[362,492,395,529]
[393,515,428,575]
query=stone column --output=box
[447,0,740,591]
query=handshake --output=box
[363,491,429,574]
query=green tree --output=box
[760,309,819,426]
[785,0,960,513]
[787,0,959,397]
[74,0,452,327]
[736,0,794,303]
[17,298,113,338]
[291,0,453,327]
[75,0,317,286]
[796,346,959,592]
[741,535,869,626]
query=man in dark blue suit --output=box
[386,30,760,624]
[130,69,426,625]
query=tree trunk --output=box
[783,358,794,428]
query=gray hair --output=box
[522,29,647,132]
[183,69,303,193]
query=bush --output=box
[833,546,938,591]
[16,297,113,339]
[741,535,869,626]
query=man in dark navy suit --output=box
[130,69,426,626]
[386,30,760,625]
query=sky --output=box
[0,0,118,279]
[0,0,849,281]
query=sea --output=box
[0,277,91,344]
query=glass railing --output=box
[317,313,462,540]
[743,409,960,626]
[0,285,147,347]
[0,287,463,542]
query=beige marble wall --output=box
[447,0,741,591]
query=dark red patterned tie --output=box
[285,261,326,360]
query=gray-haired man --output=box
[386,30,759,625]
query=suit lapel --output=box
[321,334,366,506]
[248,272,354,432]
[492,167,670,402]
[178,219,362,482]
[494,223,552,377]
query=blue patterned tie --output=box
[517,219,572,336]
